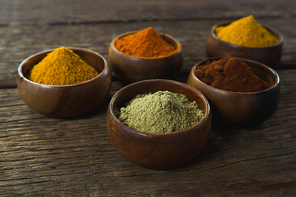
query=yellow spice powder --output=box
[30,46,98,85]
[215,15,279,47]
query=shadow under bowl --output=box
[17,47,112,117]
[109,31,184,83]
[206,22,284,69]
[187,57,280,127]
[107,79,211,169]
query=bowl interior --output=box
[246,60,278,88]
[160,33,180,51]
[20,47,106,83]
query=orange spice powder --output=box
[115,27,179,58]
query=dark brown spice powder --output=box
[194,57,270,92]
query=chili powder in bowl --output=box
[107,79,211,169]
[206,15,284,69]
[187,57,280,127]
[109,27,184,82]
[17,47,112,117]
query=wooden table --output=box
[1,0,296,196]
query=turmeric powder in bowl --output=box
[215,15,279,48]
[30,46,99,85]
[115,27,180,58]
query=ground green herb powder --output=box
[115,91,204,134]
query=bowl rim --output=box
[17,47,109,87]
[211,21,284,49]
[191,57,280,95]
[109,79,211,136]
[110,30,183,60]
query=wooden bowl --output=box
[187,57,280,127]
[206,22,284,69]
[107,79,211,169]
[109,31,184,82]
[17,47,112,117]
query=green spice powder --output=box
[115,91,204,134]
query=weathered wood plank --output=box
[1,1,296,195]
[1,0,296,25]
[1,18,296,88]
[0,69,296,196]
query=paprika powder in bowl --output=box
[17,47,112,117]
[206,15,284,69]
[109,27,184,82]
[187,57,280,127]
[107,79,211,169]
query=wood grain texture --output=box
[1,70,296,196]
[1,0,296,196]
[1,0,296,25]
